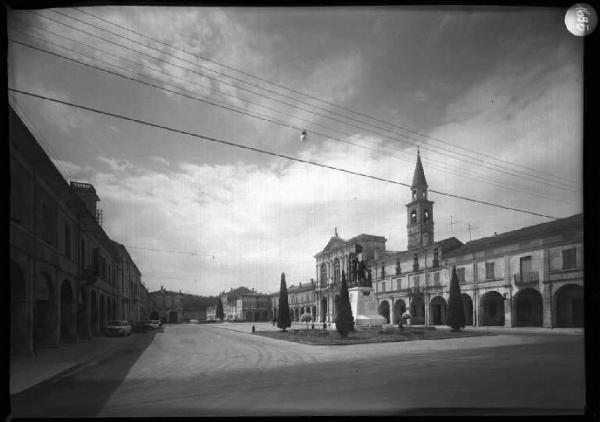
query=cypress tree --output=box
[335,270,355,337]
[277,273,291,332]
[216,297,224,321]
[446,265,466,331]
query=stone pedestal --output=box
[348,287,386,327]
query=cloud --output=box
[98,156,135,172]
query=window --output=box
[433,248,439,267]
[562,248,577,270]
[381,264,385,279]
[411,210,417,224]
[396,259,401,275]
[413,254,419,271]
[457,267,466,283]
[434,271,440,285]
[520,256,532,275]
[412,190,417,200]
[424,209,430,222]
[381,282,386,292]
[64,224,71,259]
[422,190,426,198]
[485,262,495,280]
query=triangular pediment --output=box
[322,236,345,252]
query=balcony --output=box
[514,271,539,286]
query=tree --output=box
[446,265,466,331]
[277,273,291,332]
[300,313,312,331]
[216,297,224,321]
[335,270,355,337]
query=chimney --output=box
[70,181,100,216]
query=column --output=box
[543,282,553,328]
[424,292,430,326]
[504,293,513,327]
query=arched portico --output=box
[11,260,28,354]
[554,284,584,328]
[430,296,447,325]
[35,272,57,347]
[60,279,76,343]
[480,291,505,326]
[90,290,98,335]
[462,293,474,326]
[514,288,543,327]
[393,299,406,324]
[410,293,425,325]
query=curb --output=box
[10,333,143,397]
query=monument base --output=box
[348,286,386,327]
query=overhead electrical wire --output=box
[69,6,574,187]
[8,87,560,220]
[26,9,578,192]
[8,33,568,203]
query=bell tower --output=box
[406,149,434,249]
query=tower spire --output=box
[412,148,428,188]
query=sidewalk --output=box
[10,332,146,396]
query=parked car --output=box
[103,320,132,336]
[149,320,161,329]
[189,319,199,324]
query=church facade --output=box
[271,152,584,329]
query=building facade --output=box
[10,105,146,356]
[148,287,184,323]
[268,152,584,329]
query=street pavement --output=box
[8,323,586,417]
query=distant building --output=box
[148,287,184,323]
[218,287,271,321]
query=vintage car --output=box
[103,320,132,336]
[149,320,161,329]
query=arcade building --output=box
[273,152,584,329]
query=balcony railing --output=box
[514,271,539,286]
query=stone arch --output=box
[150,310,159,320]
[554,284,584,328]
[262,310,268,321]
[514,288,543,327]
[90,290,98,335]
[480,291,505,326]
[430,296,447,325]
[289,309,294,322]
[393,299,406,324]
[168,310,178,323]
[462,293,474,326]
[254,311,260,321]
[60,279,76,343]
[378,300,390,324]
[35,272,57,347]
[321,297,328,322]
[410,293,425,325]
[10,260,28,354]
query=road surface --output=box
[10,323,586,417]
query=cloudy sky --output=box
[8,5,583,296]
